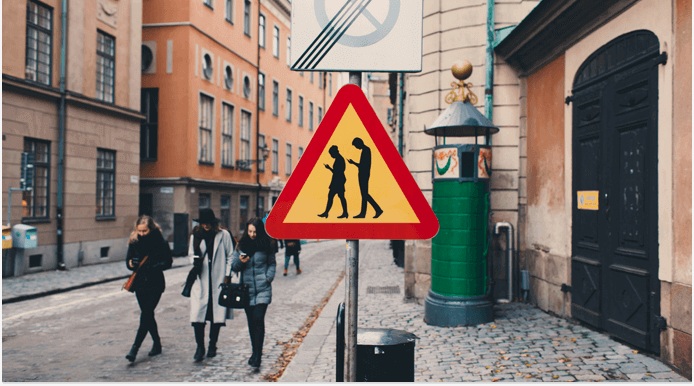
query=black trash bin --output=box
[356,328,417,382]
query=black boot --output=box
[207,324,221,358]
[126,344,139,362]
[148,341,162,356]
[193,323,205,362]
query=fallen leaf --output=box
[646,373,652,376]
[531,355,536,358]
[526,364,532,367]
[553,375,559,379]
[486,366,491,369]
[492,379,500,382]
[492,325,497,328]
[571,338,577,342]
[516,373,523,376]
[499,350,507,354]
[525,375,532,379]
[566,364,573,367]
[521,354,528,357]
[633,350,638,354]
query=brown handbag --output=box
[122,255,149,292]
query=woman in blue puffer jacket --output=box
[230,217,276,368]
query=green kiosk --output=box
[424,61,499,327]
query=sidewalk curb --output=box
[2,262,189,305]
[279,275,346,382]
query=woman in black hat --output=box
[186,208,236,362]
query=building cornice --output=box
[2,74,145,120]
[143,22,258,68]
[494,0,639,77]
[140,176,275,191]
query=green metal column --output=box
[431,181,488,297]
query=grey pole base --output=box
[424,289,494,327]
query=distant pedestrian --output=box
[187,208,235,362]
[125,215,173,363]
[231,217,277,368]
[283,239,302,276]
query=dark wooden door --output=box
[571,30,661,353]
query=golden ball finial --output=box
[451,60,473,80]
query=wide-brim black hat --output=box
[194,208,219,224]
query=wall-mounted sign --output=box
[577,191,599,210]
[434,147,459,180]
[130,175,139,184]
[160,187,174,194]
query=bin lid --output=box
[2,225,10,232]
[357,328,418,346]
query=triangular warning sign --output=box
[266,84,439,240]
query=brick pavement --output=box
[280,240,688,382]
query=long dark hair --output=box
[237,217,272,255]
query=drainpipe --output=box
[484,0,494,146]
[56,0,68,270]
[397,73,404,157]
[255,0,261,218]
[494,222,514,303]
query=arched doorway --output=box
[570,30,662,353]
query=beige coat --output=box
[188,229,234,324]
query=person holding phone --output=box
[187,208,235,362]
[124,215,172,362]
[231,217,276,368]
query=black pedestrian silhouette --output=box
[348,138,383,219]
[318,145,348,219]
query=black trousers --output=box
[244,304,269,358]
[134,288,163,347]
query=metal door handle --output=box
[604,193,610,222]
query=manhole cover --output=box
[366,286,400,294]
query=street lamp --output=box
[236,143,270,170]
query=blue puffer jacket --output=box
[230,247,276,306]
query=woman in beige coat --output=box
[187,208,234,362]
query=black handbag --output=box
[219,271,250,309]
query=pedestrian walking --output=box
[283,239,302,276]
[318,145,348,218]
[124,215,173,362]
[231,217,277,368]
[348,137,383,218]
[187,208,235,362]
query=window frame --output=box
[298,95,304,127]
[140,88,158,161]
[318,105,323,124]
[239,108,253,170]
[298,146,304,161]
[225,0,233,23]
[220,194,231,230]
[285,142,292,176]
[198,92,215,165]
[203,0,213,9]
[96,148,116,219]
[96,30,116,103]
[309,101,314,131]
[272,138,279,174]
[285,87,292,122]
[221,101,235,168]
[239,195,249,232]
[25,0,53,86]
[22,137,51,221]
[258,13,265,48]
[258,71,265,111]
[243,0,251,37]
[272,25,280,58]
[286,37,291,67]
[318,71,323,89]
[272,79,279,117]
[258,133,266,172]
[329,73,332,96]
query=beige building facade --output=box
[2,0,143,274]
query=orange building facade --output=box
[140,0,337,249]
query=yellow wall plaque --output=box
[577,191,599,210]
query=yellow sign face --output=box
[577,191,599,210]
[284,104,419,223]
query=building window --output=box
[140,88,158,161]
[203,0,212,8]
[243,75,251,99]
[240,110,252,168]
[239,195,249,232]
[259,14,265,48]
[221,102,234,167]
[318,71,323,89]
[387,108,393,125]
[273,26,280,58]
[309,101,314,131]
[285,143,292,175]
[298,146,304,160]
[96,31,115,103]
[258,73,265,110]
[257,196,265,217]
[298,96,304,127]
[286,88,292,122]
[310,72,314,84]
[224,65,234,89]
[225,0,233,22]
[22,138,50,219]
[220,195,231,230]
[243,0,251,36]
[199,94,214,164]
[318,106,323,123]
[258,134,266,172]
[272,138,279,174]
[286,37,291,67]
[199,193,211,209]
[272,80,279,116]
[26,1,52,85]
[329,73,332,96]
[96,148,116,217]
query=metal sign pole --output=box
[345,71,362,382]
